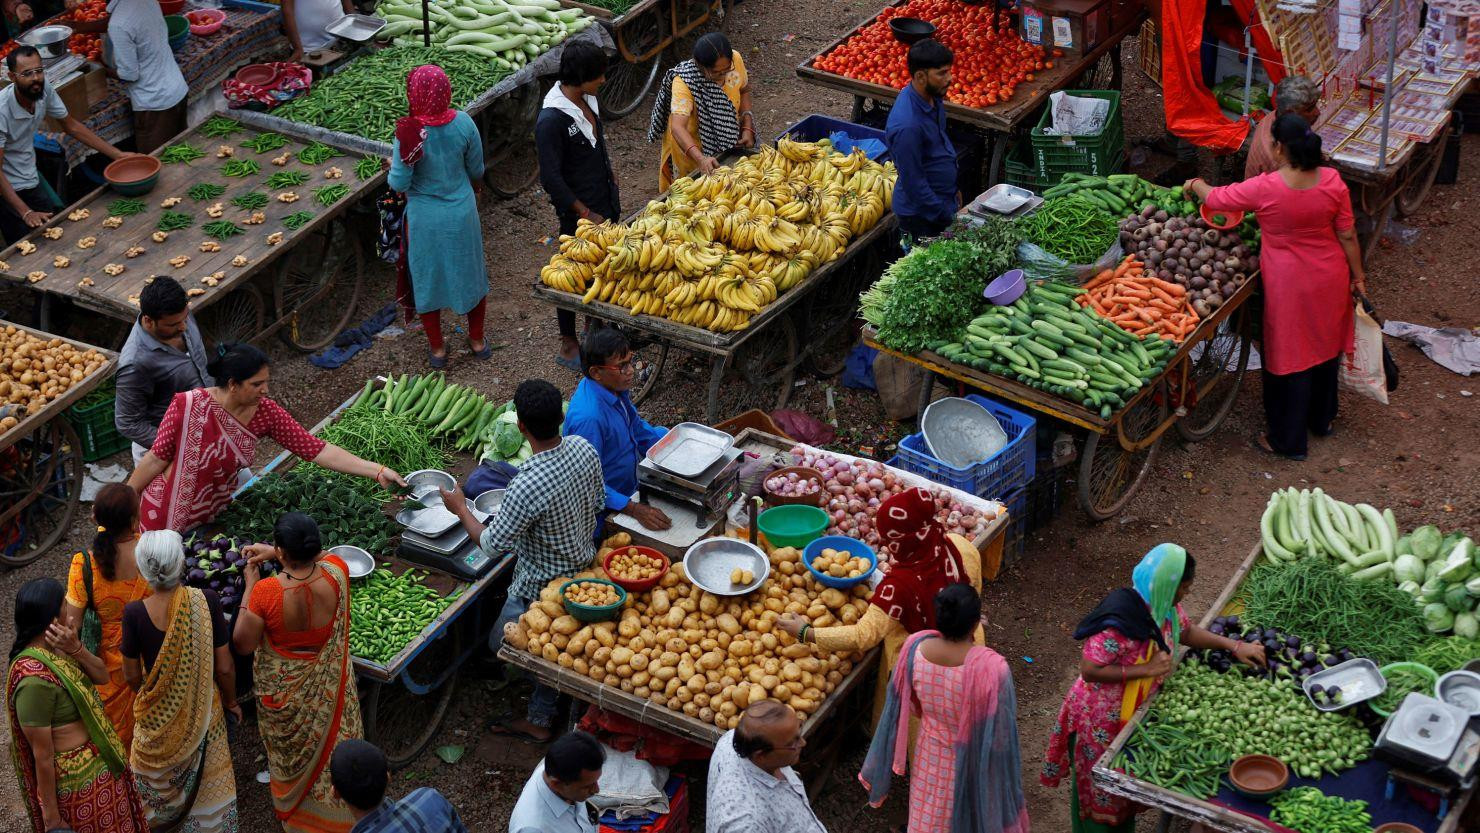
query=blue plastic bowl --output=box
[802,535,877,588]
[984,269,1026,305]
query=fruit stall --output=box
[862,174,1261,518]
[795,0,1144,186]
[1090,489,1480,832]
[0,322,116,569]
[497,427,1009,751]
[0,113,380,351]
[231,6,610,199]
[533,129,899,422]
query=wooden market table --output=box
[865,273,1259,520]
[795,3,1144,186]
[0,322,117,568]
[558,0,725,120]
[1,111,380,352]
[1092,541,1478,832]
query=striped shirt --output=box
[351,787,466,833]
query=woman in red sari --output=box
[126,344,407,532]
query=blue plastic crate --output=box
[892,395,1036,501]
[775,114,890,161]
[1002,486,1027,563]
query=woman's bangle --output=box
[798,624,811,643]
[374,465,385,482]
[1120,665,1127,682]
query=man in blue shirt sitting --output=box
[563,328,672,531]
[885,39,959,247]
[331,739,466,833]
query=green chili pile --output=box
[1269,787,1370,833]
[1017,194,1120,264]
[230,192,269,212]
[199,116,243,138]
[313,184,350,206]
[241,132,288,153]
[156,211,193,232]
[187,183,225,202]
[160,144,205,164]
[349,568,458,665]
[266,171,309,189]
[296,142,341,166]
[354,155,382,181]
[222,159,260,178]
[202,221,244,241]
[283,211,314,231]
[106,198,146,216]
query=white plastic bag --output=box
[1044,91,1110,136]
[1339,302,1388,405]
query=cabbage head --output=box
[1456,612,1480,640]
[1411,525,1443,560]
[1394,554,1426,585]
[1424,602,1456,633]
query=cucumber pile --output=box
[1043,173,1197,218]
[929,281,1174,419]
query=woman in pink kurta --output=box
[1186,113,1366,460]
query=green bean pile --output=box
[1114,721,1228,798]
[200,116,243,138]
[265,171,309,189]
[1372,665,1435,713]
[187,183,225,202]
[313,406,448,500]
[349,568,457,665]
[354,155,382,181]
[240,132,288,153]
[222,159,260,178]
[313,184,350,206]
[230,192,269,211]
[1016,194,1121,264]
[1269,787,1370,833]
[106,198,146,216]
[1414,636,1480,674]
[273,47,509,142]
[156,211,193,232]
[202,221,244,241]
[296,142,340,166]
[1239,560,1431,666]
[578,0,636,13]
[283,211,314,231]
[160,144,205,164]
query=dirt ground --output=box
[3,3,1480,830]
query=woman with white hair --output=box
[120,529,240,832]
[1245,75,1321,179]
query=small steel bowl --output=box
[405,469,456,498]
[328,545,374,578]
[472,488,505,516]
[20,25,72,61]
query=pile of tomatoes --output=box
[63,0,108,62]
[811,0,1057,109]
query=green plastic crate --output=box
[66,381,130,462]
[1030,90,1125,178]
[1002,143,1049,192]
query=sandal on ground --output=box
[1251,433,1305,462]
[555,354,582,372]
[471,343,493,360]
[487,719,552,745]
[429,351,448,369]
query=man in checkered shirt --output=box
[443,378,605,744]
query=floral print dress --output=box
[1041,604,1190,826]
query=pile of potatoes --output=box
[506,534,869,730]
[0,327,106,429]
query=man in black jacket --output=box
[537,40,620,372]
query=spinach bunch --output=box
[874,240,992,354]
[217,470,399,556]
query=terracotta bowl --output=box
[763,466,825,507]
[103,155,162,196]
[1228,754,1288,800]
[235,63,279,87]
[1374,824,1423,833]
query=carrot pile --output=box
[1078,255,1201,343]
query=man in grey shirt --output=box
[74,0,189,152]
[115,276,211,463]
[0,46,130,243]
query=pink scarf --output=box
[140,389,257,533]
[395,65,457,165]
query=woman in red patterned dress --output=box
[125,343,406,532]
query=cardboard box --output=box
[42,64,105,131]
[1020,0,1111,53]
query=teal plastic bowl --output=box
[165,15,190,50]
[559,578,627,622]
[757,504,829,550]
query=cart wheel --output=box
[1394,139,1444,218]
[1077,392,1167,520]
[0,418,81,568]
[600,18,666,120]
[629,339,669,405]
[360,627,462,770]
[482,82,543,199]
[275,218,364,351]
[709,315,797,420]
[1174,314,1252,442]
[198,283,266,349]
[803,245,878,377]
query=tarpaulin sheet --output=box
[1160,0,1252,152]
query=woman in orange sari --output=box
[233,512,362,833]
[61,483,150,749]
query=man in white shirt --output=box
[105,0,188,152]
[509,731,604,833]
[706,701,828,833]
[282,0,355,62]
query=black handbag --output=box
[1358,293,1399,393]
[375,191,405,264]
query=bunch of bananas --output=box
[539,139,895,333]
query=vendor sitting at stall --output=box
[562,328,671,531]
[0,45,134,244]
[126,343,407,533]
[441,379,606,744]
[1244,75,1321,179]
[777,487,982,728]
[115,277,211,465]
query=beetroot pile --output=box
[787,446,995,563]
[1118,207,1254,318]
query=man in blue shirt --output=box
[330,740,466,833]
[563,328,672,530]
[885,39,959,247]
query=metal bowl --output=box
[472,488,505,516]
[684,537,769,596]
[20,25,72,60]
[328,545,375,578]
[405,469,456,498]
[922,397,1008,469]
[888,17,935,45]
[1436,670,1480,717]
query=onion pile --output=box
[765,471,821,497]
[787,446,993,562]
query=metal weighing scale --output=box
[637,447,742,529]
[395,502,496,583]
[1374,692,1480,820]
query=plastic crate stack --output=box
[1004,89,1126,192]
[888,395,1036,562]
[65,379,129,462]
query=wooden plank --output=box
[794,5,1145,133]
[0,113,383,323]
[557,0,662,25]
[0,320,118,455]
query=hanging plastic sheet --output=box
[1160,0,1253,152]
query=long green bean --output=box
[156,211,193,232]
[160,144,206,164]
[1239,560,1430,665]
[1016,194,1120,264]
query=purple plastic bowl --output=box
[984,269,1026,305]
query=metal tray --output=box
[325,13,385,42]
[395,493,485,539]
[646,423,734,478]
[683,537,769,596]
[1303,658,1386,711]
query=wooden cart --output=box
[1091,541,1477,832]
[795,3,1143,187]
[865,274,1258,520]
[0,322,117,568]
[1339,125,1453,264]
[0,113,379,352]
[558,0,726,119]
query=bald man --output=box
[705,701,827,833]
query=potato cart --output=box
[864,273,1258,520]
[555,0,726,120]
[231,25,612,199]
[795,1,1144,189]
[1091,541,1478,832]
[0,323,116,568]
[0,113,381,352]
[240,383,514,769]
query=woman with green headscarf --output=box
[1040,544,1267,832]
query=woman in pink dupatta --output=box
[127,344,407,532]
[860,584,1028,833]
